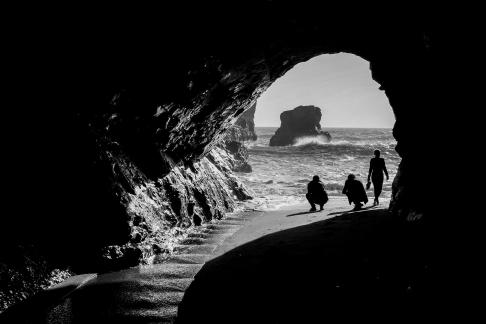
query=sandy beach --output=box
[215,196,384,256]
[177,196,437,323]
[4,196,436,323]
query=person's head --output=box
[313,175,319,182]
[347,174,355,180]
[374,149,380,158]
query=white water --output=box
[239,127,400,210]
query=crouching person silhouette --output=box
[342,174,368,211]
[306,175,329,212]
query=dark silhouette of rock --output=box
[219,103,257,173]
[176,209,440,323]
[1,4,466,311]
[226,103,258,142]
[269,105,331,146]
[192,214,202,226]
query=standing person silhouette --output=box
[367,149,389,206]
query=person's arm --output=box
[367,159,373,182]
[383,160,389,180]
[342,181,347,194]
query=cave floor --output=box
[5,197,445,323]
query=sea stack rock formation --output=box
[269,105,331,146]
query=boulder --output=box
[269,105,331,146]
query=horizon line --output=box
[255,125,394,129]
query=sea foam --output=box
[293,135,331,146]
[239,127,400,211]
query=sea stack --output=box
[269,105,331,146]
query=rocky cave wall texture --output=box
[221,103,257,172]
[2,3,461,311]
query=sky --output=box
[255,53,395,128]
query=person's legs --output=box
[322,193,328,209]
[306,193,316,211]
[353,201,362,211]
[317,196,327,210]
[372,178,383,205]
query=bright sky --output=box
[255,53,395,128]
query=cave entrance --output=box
[239,54,400,210]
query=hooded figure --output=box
[342,174,368,210]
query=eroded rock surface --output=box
[98,145,253,270]
[225,103,258,143]
[219,103,257,172]
[269,105,331,146]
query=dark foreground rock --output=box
[269,105,331,146]
[176,209,456,323]
[0,144,253,312]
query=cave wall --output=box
[220,103,257,172]
[97,145,253,267]
[225,103,258,142]
[3,3,460,310]
[1,138,253,311]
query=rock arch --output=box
[3,4,458,309]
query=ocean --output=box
[238,127,400,210]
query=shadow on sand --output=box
[176,209,443,323]
[286,210,324,217]
[327,205,376,216]
[289,205,377,218]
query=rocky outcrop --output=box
[219,141,252,173]
[98,145,252,269]
[269,106,331,146]
[0,143,253,312]
[219,103,257,173]
[2,4,464,311]
[225,103,258,142]
[0,247,73,313]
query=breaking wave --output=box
[292,135,331,146]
